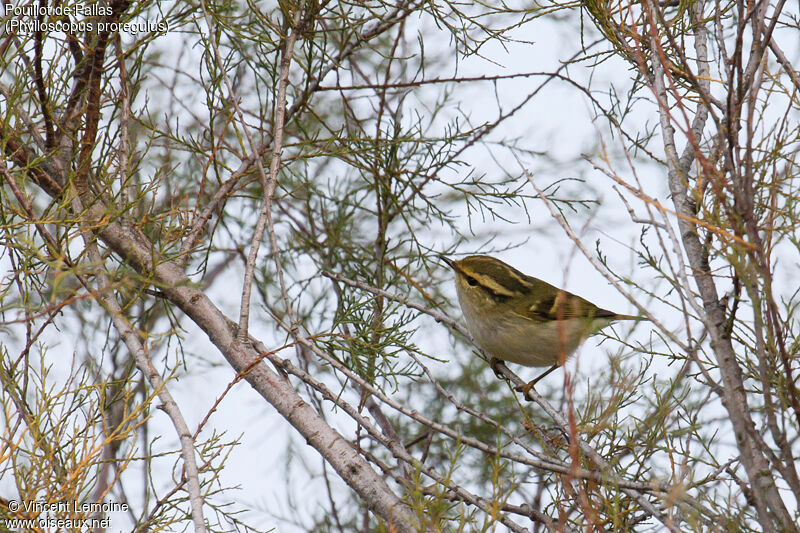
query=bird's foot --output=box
[514,380,537,396]
[514,365,559,396]
[490,357,506,378]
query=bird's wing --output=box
[515,289,606,322]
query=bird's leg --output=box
[514,365,559,395]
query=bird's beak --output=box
[438,254,457,270]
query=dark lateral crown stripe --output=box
[472,273,515,298]
[467,256,533,294]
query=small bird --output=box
[441,254,639,389]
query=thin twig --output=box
[491,362,676,532]
[78,226,207,533]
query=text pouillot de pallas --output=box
[2,2,168,34]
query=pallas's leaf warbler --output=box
[442,255,638,387]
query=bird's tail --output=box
[614,313,647,321]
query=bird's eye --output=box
[466,276,478,287]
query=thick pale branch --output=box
[84,208,426,533]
